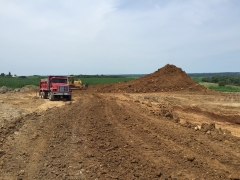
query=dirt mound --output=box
[0,86,11,94]
[0,85,38,94]
[93,64,209,93]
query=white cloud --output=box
[0,0,240,75]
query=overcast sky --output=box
[0,0,240,75]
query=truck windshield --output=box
[52,79,67,83]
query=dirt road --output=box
[0,89,240,179]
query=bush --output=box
[218,81,226,87]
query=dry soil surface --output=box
[0,89,240,180]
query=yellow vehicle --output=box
[67,76,83,89]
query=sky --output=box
[0,0,240,76]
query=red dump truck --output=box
[39,75,72,101]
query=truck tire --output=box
[43,92,47,99]
[40,92,44,99]
[49,93,55,101]
[66,95,71,101]
[41,92,46,99]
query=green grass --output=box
[1,75,239,92]
[192,77,240,92]
[199,82,240,92]
[80,77,136,85]
[0,76,44,89]
[199,82,218,88]
[191,77,202,83]
[0,76,137,89]
[208,86,240,92]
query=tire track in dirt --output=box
[104,95,240,179]
[31,97,93,179]
[0,96,92,179]
[113,94,240,177]
[0,93,240,179]
[174,106,240,125]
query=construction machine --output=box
[67,76,83,90]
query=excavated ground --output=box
[0,64,239,179]
[0,89,240,180]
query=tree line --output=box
[202,76,240,87]
[0,72,15,76]
[189,72,240,77]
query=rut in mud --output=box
[0,93,240,180]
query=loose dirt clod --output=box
[201,123,216,132]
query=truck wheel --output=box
[43,92,47,99]
[49,93,55,101]
[67,95,71,101]
[40,92,44,99]
[41,92,46,99]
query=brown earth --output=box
[0,90,240,180]
[0,65,240,179]
[92,64,211,93]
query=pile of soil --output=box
[93,64,209,93]
[0,85,37,94]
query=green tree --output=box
[0,73,5,76]
[218,81,226,87]
[8,71,11,76]
[212,76,218,83]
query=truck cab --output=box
[39,76,72,101]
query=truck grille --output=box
[58,86,69,92]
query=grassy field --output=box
[0,76,43,88]
[80,77,136,85]
[192,77,240,92]
[0,76,137,89]
[1,76,240,92]
[191,77,202,83]
[199,82,240,92]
